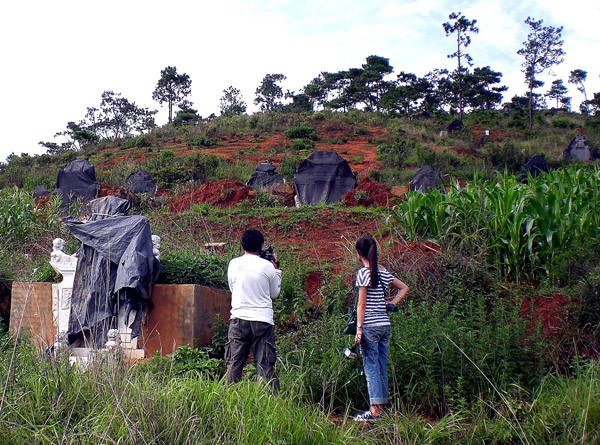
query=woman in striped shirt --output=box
[353,235,409,422]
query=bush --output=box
[158,250,229,289]
[285,125,319,141]
[377,139,418,168]
[552,118,577,129]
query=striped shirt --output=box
[355,267,395,327]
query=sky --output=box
[1,0,599,162]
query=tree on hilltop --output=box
[152,66,192,124]
[220,86,247,116]
[517,17,565,129]
[443,12,479,120]
[254,74,287,112]
[568,69,589,114]
[546,79,570,110]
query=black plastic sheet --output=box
[125,169,157,197]
[293,151,356,205]
[54,159,98,210]
[247,160,284,189]
[65,210,163,346]
[410,165,444,193]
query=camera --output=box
[344,344,358,359]
[259,246,279,267]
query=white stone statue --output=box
[152,234,161,260]
[50,238,78,341]
[105,329,122,350]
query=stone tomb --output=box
[10,283,231,358]
[9,238,231,360]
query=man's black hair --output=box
[241,229,264,253]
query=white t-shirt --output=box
[227,254,282,325]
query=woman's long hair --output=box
[356,235,378,287]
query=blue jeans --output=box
[360,325,391,405]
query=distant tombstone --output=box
[518,155,551,182]
[439,130,448,137]
[125,169,157,197]
[54,159,98,211]
[448,120,464,134]
[33,185,50,198]
[247,160,284,190]
[563,135,598,162]
[410,165,444,193]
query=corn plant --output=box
[390,166,600,279]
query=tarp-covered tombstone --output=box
[54,159,98,211]
[247,160,284,189]
[65,196,163,347]
[125,169,157,197]
[410,165,444,193]
[293,151,357,205]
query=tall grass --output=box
[0,336,359,444]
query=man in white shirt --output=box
[226,229,282,391]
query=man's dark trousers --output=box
[225,318,280,392]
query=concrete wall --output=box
[9,282,55,351]
[9,282,231,356]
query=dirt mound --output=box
[98,182,140,206]
[169,180,254,213]
[344,178,395,207]
[519,294,570,336]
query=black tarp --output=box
[247,160,285,189]
[65,199,163,346]
[33,185,50,198]
[448,120,464,133]
[293,151,357,205]
[54,159,98,210]
[410,165,444,193]
[518,155,551,182]
[88,196,131,221]
[125,169,157,197]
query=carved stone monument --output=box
[49,238,78,340]
[48,233,162,362]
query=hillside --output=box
[1,110,600,442]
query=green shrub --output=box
[285,125,319,140]
[158,250,229,288]
[552,118,577,129]
[376,139,418,168]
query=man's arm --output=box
[269,268,282,299]
[227,261,235,292]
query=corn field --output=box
[391,166,600,278]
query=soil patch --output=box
[519,294,570,336]
[344,178,396,207]
[97,182,140,206]
[169,180,254,213]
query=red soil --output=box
[169,179,254,213]
[519,294,570,336]
[97,182,140,206]
[344,178,396,207]
[305,271,324,306]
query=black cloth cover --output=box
[88,196,131,221]
[410,165,444,193]
[247,160,284,189]
[33,185,50,198]
[125,169,157,196]
[65,214,163,346]
[293,151,357,205]
[54,159,98,210]
[518,155,551,182]
[448,119,464,133]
